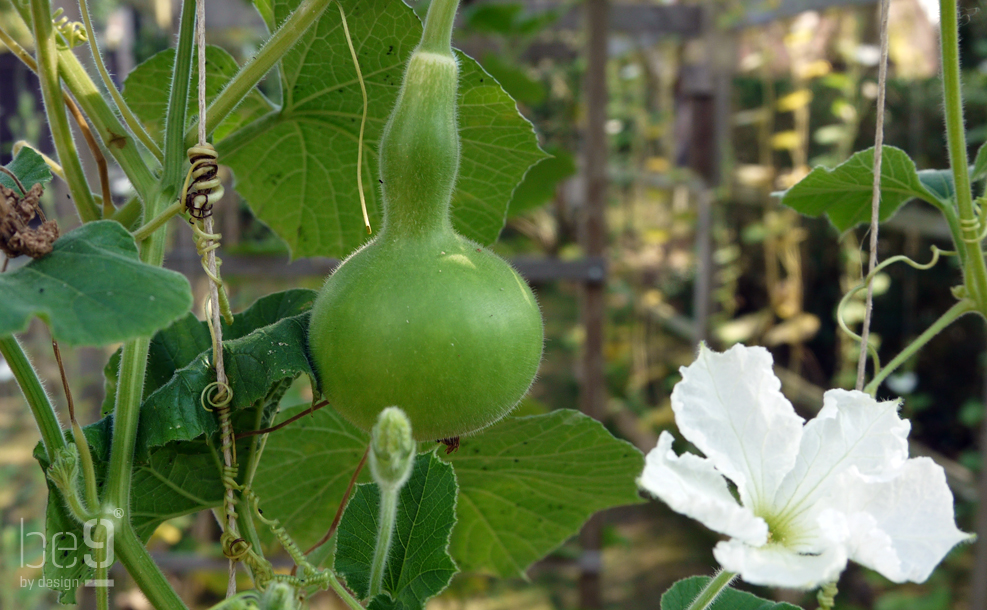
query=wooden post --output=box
[578,0,608,606]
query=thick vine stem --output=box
[115,521,191,609]
[76,0,163,160]
[103,1,196,596]
[940,0,987,313]
[0,335,67,462]
[56,48,159,204]
[28,0,100,222]
[183,0,333,147]
[163,0,198,188]
[685,571,737,610]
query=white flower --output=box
[638,343,971,590]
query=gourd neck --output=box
[419,0,458,55]
[377,0,461,240]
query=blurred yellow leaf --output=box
[150,522,182,545]
[798,60,832,80]
[734,164,774,187]
[777,89,813,112]
[645,156,670,173]
[763,313,821,346]
[715,311,772,345]
[643,228,669,244]
[641,289,663,308]
[771,131,801,150]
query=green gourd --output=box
[307,0,543,441]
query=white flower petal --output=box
[713,539,847,589]
[671,344,804,507]
[773,389,909,514]
[818,509,901,583]
[836,459,972,583]
[638,432,768,545]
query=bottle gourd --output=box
[307,0,544,441]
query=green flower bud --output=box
[369,406,415,490]
[261,582,300,610]
[48,445,80,494]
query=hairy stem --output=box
[327,571,366,610]
[165,0,198,187]
[132,200,183,242]
[77,0,163,161]
[940,0,987,312]
[29,0,100,222]
[93,523,109,610]
[111,196,143,229]
[105,335,150,511]
[368,483,399,598]
[57,48,159,206]
[104,4,196,603]
[864,299,975,394]
[115,521,190,609]
[419,0,458,54]
[685,571,736,610]
[0,335,67,462]
[183,0,333,147]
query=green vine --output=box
[28,0,100,222]
[940,0,987,314]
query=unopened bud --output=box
[261,582,300,610]
[369,407,415,490]
[48,445,80,494]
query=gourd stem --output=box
[419,0,459,55]
[368,484,399,598]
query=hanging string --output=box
[856,0,891,392]
[190,0,240,597]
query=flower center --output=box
[758,509,805,548]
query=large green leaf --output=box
[336,453,458,610]
[779,146,941,231]
[1,146,52,191]
[442,410,645,577]
[121,45,274,144]
[135,303,316,451]
[0,221,192,345]
[217,0,547,259]
[661,576,803,610]
[37,286,313,603]
[251,404,371,551]
[101,289,315,415]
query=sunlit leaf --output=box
[442,410,644,577]
[217,0,546,258]
[0,221,192,345]
[1,146,52,191]
[779,146,941,231]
